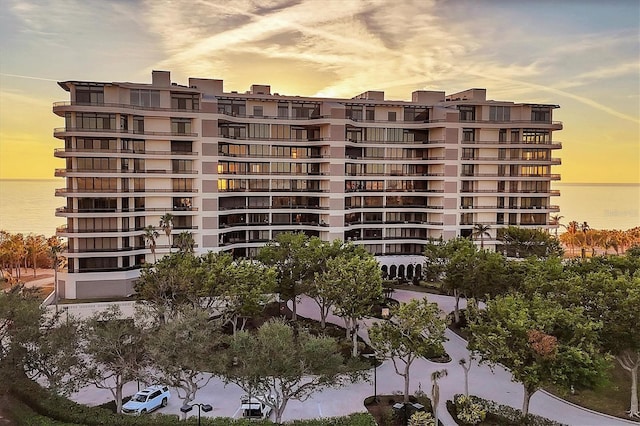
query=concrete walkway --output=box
[68,290,638,425]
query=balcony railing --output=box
[53,100,200,113]
[54,127,198,137]
[54,148,198,156]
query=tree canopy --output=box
[467,293,609,415]
[368,298,447,403]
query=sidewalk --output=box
[68,290,638,425]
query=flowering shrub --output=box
[408,411,436,426]
[455,395,486,425]
[450,394,567,426]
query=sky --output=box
[0,0,638,183]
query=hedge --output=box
[447,394,567,426]
[9,377,375,426]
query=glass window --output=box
[130,89,160,107]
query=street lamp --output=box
[181,402,213,426]
[363,353,379,403]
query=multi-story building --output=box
[53,70,561,299]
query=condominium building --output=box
[53,70,561,299]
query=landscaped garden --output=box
[1,230,639,424]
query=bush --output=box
[448,394,567,426]
[9,376,376,425]
[454,395,485,425]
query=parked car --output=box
[240,395,273,420]
[122,385,170,415]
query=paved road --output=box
[69,290,638,425]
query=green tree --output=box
[147,306,226,419]
[543,272,640,419]
[0,285,41,383]
[369,299,447,403]
[174,231,195,254]
[25,234,47,277]
[134,253,203,324]
[472,224,491,249]
[143,225,160,263]
[218,259,277,335]
[327,253,383,357]
[467,294,609,415]
[22,314,86,396]
[307,239,367,328]
[225,318,362,424]
[159,213,174,253]
[424,238,508,324]
[82,305,148,414]
[257,232,310,321]
[498,226,563,258]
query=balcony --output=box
[54,148,198,157]
[52,100,201,114]
[53,127,198,138]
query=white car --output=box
[122,385,170,415]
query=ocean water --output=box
[0,179,64,237]
[0,180,638,237]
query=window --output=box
[248,123,269,138]
[172,178,193,191]
[76,86,104,104]
[346,106,363,120]
[171,141,192,153]
[365,109,375,121]
[388,111,397,122]
[172,159,193,173]
[217,99,246,116]
[462,128,475,142]
[489,106,511,121]
[292,102,319,118]
[130,89,160,107]
[277,102,289,118]
[531,106,551,122]
[171,93,199,110]
[461,164,475,176]
[77,157,117,171]
[171,118,192,134]
[77,113,116,130]
[458,105,475,121]
[133,116,144,133]
[253,106,263,117]
[404,107,428,121]
[522,130,550,144]
[76,138,116,151]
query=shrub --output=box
[454,395,485,425]
[10,376,376,425]
[408,411,436,426]
[449,394,567,426]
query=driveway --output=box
[69,290,637,425]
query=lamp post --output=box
[180,402,213,426]
[363,353,378,403]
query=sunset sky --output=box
[0,0,638,183]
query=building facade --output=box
[53,71,561,299]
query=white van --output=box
[240,395,272,419]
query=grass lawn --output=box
[545,361,639,421]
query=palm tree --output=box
[143,225,160,263]
[174,231,195,254]
[25,234,47,277]
[431,369,448,426]
[49,239,63,312]
[472,224,491,249]
[159,213,174,253]
[549,214,565,238]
